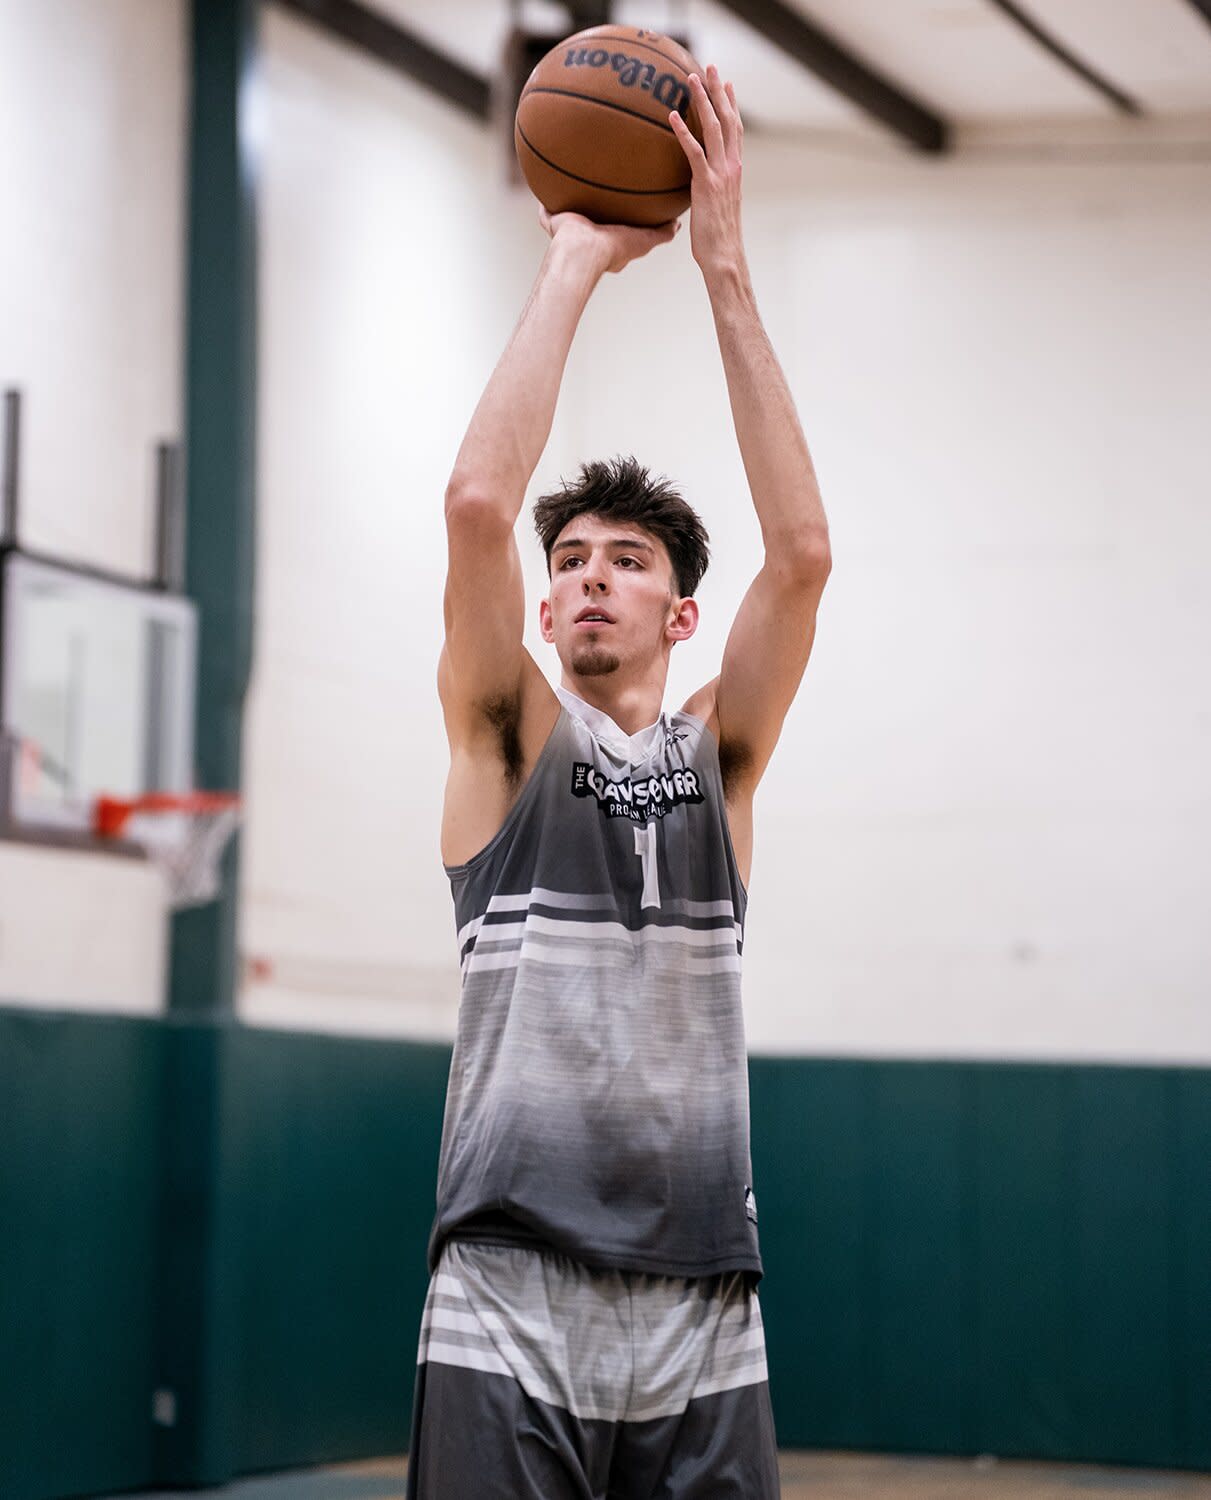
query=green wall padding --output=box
[0,1011,162,1500]
[748,1057,1211,1469]
[221,1028,449,1471]
[1177,1072,1211,1461]
[969,1065,1072,1454]
[2,1008,1209,1500]
[1069,1070,1176,1460]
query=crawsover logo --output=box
[571,762,704,822]
[562,44,692,118]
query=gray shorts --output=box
[406,1239,780,1499]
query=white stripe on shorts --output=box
[415,1240,768,1425]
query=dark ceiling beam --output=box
[564,2,613,24]
[1182,0,1211,28]
[983,0,1142,116]
[710,0,949,153]
[271,0,492,120]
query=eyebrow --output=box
[552,537,655,555]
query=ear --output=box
[665,595,699,647]
[539,597,554,644]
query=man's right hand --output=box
[539,206,680,275]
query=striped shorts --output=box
[406,1239,780,1499]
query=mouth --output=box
[574,609,615,627]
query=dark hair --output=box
[533,456,710,598]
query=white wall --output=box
[0,0,186,1014]
[0,0,186,576]
[248,11,1211,1061]
[0,847,167,1013]
[712,145,1211,1062]
[244,9,548,1038]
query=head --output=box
[535,456,710,684]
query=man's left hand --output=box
[669,65,746,282]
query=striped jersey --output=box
[428,686,761,1281]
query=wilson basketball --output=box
[514,25,705,228]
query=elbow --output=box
[443,473,486,518]
[444,481,514,536]
[777,528,832,587]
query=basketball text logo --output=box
[571,762,704,822]
[562,48,691,117]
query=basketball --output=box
[514,25,705,228]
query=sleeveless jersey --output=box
[428,687,762,1281]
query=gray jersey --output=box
[429,687,761,1281]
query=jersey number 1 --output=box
[633,823,662,910]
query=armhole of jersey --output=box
[443,707,567,881]
[674,708,750,913]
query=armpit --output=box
[479,693,525,789]
[717,736,756,801]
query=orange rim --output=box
[93,792,241,840]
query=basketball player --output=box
[408,68,830,1498]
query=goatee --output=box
[572,641,621,678]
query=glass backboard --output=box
[0,549,197,835]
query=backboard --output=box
[0,547,198,838]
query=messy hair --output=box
[533,455,710,598]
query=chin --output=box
[570,644,622,678]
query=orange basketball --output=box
[514,25,705,229]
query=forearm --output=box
[706,261,829,560]
[447,236,608,515]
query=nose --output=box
[581,561,608,593]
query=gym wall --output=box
[241,5,547,1038]
[248,7,1211,1066]
[0,0,186,1013]
[577,139,1211,1064]
[2,5,1209,1498]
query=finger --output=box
[724,80,744,158]
[668,107,707,170]
[711,74,738,160]
[704,64,734,155]
[687,72,725,162]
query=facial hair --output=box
[571,633,621,677]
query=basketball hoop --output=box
[93,791,241,911]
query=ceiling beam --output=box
[271,0,492,121]
[710,0,949,153]
[983,0,1142,116]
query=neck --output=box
[560,674,667,736]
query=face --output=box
[539,514,697,680]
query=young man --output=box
[408,67,830,1499]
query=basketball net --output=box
[94,792,241,911]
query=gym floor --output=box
[101,1450,1211,1499]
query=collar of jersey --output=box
[556,686,666,764]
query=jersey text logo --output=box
[571,762,704,822]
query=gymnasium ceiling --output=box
[276,0,1211,151]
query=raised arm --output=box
[671,69,831,796]
[438,212,680,866]
[440,212,679,743]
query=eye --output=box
[560,556,584,569]
[616,556,640,568]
